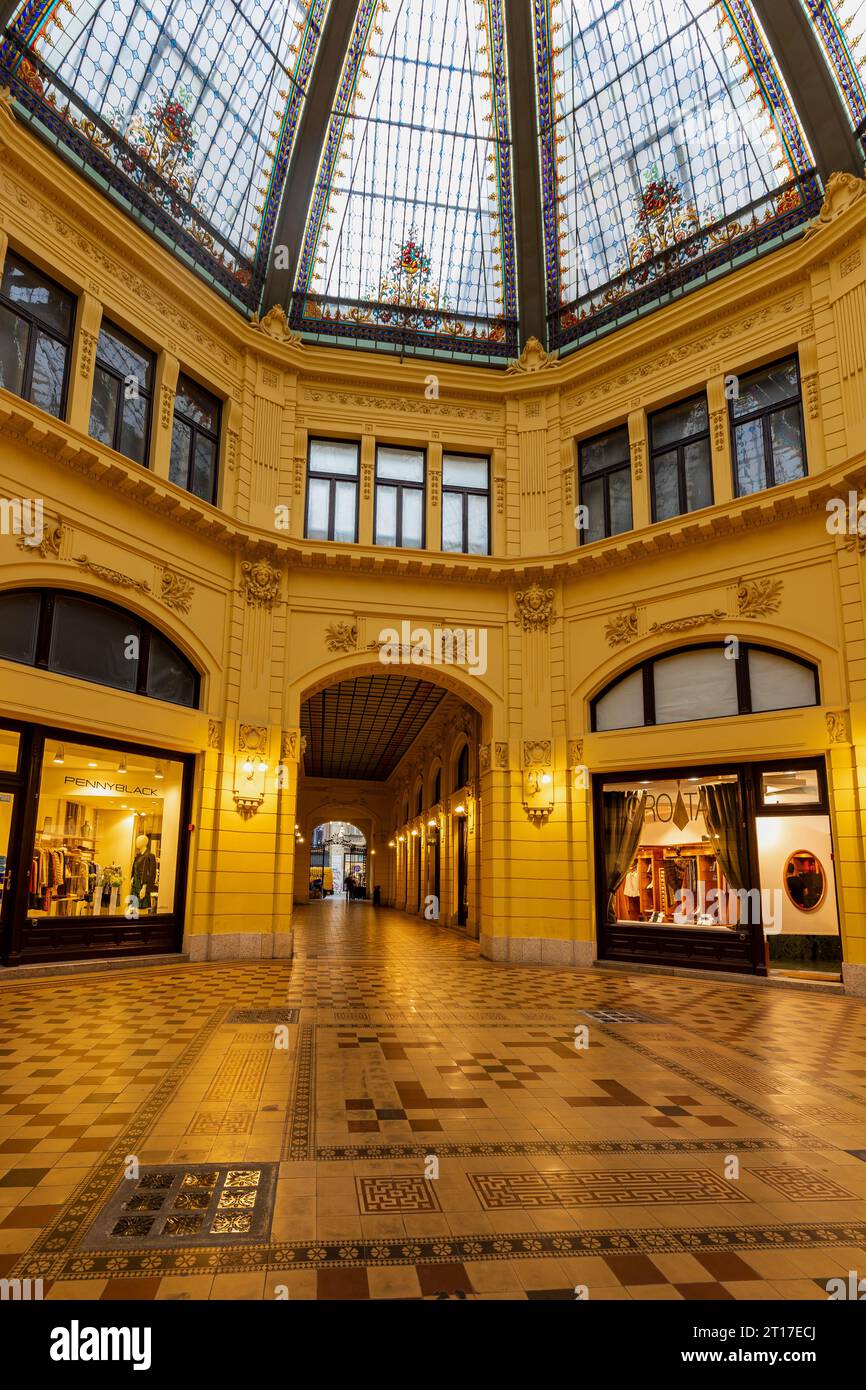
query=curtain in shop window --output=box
[602,791,647,922]
[701,782,749,897]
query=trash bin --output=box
[372,885,381,905]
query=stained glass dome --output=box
[0,0,859,360]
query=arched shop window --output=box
[0,590,199,708]
[592,644,818,732]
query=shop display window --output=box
[28,739,183,924]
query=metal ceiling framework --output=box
[300,674,446,781]
[0,0,864,359]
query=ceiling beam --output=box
[751,0,862,183]
[505,0,547,349]
[262,0,359,314]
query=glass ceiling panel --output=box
[290,0,519,360]
[533,0,821,351]
[801,0,866,144]
[0,0,330,308]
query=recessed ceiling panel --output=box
[301,674,446,780]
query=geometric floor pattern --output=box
[1,899,865,1299]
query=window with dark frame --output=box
[455,743,470,790]
[650,394,713,522]
[0,251,75,419]
[433,768,441,804]
[305,439,359,542]
[89,320,154,466]
[0,589,199,708]
[578,425,633,543]
[375,446,425,549]
[169,373,221,504]
[730,357,806,497]
[442,453,490,555]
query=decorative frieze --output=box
[72,553,150,594]
[648,609,725,636]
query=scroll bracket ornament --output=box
[515,583,556,633]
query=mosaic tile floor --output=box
[1,900,866,1300]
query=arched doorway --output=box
[308,821,366,899]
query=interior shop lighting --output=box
[257,760,267,773]
[87,759,98,768]
[242,758,254,776]
[388,840,395,848]
[53,745,65,765]
[117,754,127,773]
[427,819,436,827]
[411,829,419,837]
[455,803,466,815]
[154,763,165,780]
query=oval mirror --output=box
[783,850,826,913]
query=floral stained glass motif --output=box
[0,0,331,308]
[801,0,866,138]
[291,0,519,359]
[533,0,821,351]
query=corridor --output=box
[1,900,865,1300]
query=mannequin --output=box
[131,834,158,911]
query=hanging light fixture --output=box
[117,753,127,774]
[53,745,65,765]
[154,762,165,781]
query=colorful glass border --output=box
[801,0,866,134]
[290,0,519,359]
[0,0,330,311]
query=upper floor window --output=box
[731,358,806,497]
[442,454,489,555]
[592,644,818,732]
[306,439,359,542]
[375,446,425,549]
[650,395,713,522]
[89,321,154,465]
[0,252,75,419]
[0,589,199,708]
[170,374,220,504]
[579,425,632,543]
[455,743,470,790]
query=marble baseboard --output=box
[184,930,293,962]
[480,934,595,967]
[842,961,866,996]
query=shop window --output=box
[170,374,221,504]
[29,739,183,926]
[89,321,154,465]
[0,590,198,707]
[305,439,359,542]
[375,446,425,549]
[579,425,632,543]
[759,767,822,809]
[731,358,806,497]
[650,395,713,522]
[442,454,489,555]
[0,727,20,774]
[0,251,75,419]
[592,644,818,732]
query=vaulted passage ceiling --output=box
[301,674,446,780]
[1,0,864,359]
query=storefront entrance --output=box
[0,720,193,966]
[594,758,842,978]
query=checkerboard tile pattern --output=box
[1,899,865,1301]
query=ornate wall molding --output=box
[515,583,555,633]
[79,329,97,379]
[17,515,63,558]
[604,606,639,648]
[237,724,267,755]
[250,304,301,346]
[826,710,850,744]
[523,739,551,767]
[478,743,491,773]
[736,576,783,618]
[281,730,301,763]
[160,383,174,430]
[630,439,645,481]
[72,554,150,594]
[567,739,584,768]
[648,609,725,636]
[494,742,509,769]
[804,172,866,240]
[207,719,223,750]
[325,620,358,654]
[160,567,194,614]
[240,558,281,608]
[505,336,559,375]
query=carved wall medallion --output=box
[648,609,726,635]
[240,558,281,608]
[737,576,783,618]
[238,724,267,755]
[604,607,639,648]
[505,336,559,375]
[478,743,491,773]
[523,739,551,767]
[17,516,62,558]
[281,730,300,762]
[826,711,850,745]
[72,554,150,594]
[567,739,584,768]
[804,172,866,239]
[207,719,223,750]
[515,582,555,633]
[495,742,509,769]
[325,621,358,654]
[160,568,194,614]
[250,304,302,345]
